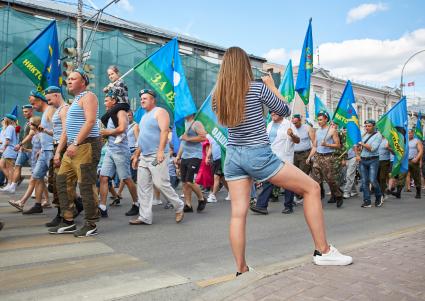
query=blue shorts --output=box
[32,150,53,179]
[15,151,32,167]
[224,144,284,182]
[99,151,131,180]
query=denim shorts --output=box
[100,151,131,180]
[32,150,53,179]
[15,151,32,167]
[224,144,284,182]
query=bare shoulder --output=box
[155,107,169,117]
[80,91,98,107]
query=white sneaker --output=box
[343,193,351,199]
[207,194,217,203]
[114,134,125,144]
[225,193,231,201]
[313,245,353,266]
[0,184,11,192]
[350,192,358,197]
[152,198,163,205]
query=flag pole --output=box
[0,61,12,77]
[284,98,296,152]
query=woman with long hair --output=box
[0,115,18,190]
[213,47,352,276]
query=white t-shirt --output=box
[267,119,299,164]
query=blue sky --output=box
[89,0,425,99]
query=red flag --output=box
[408,81,415,87]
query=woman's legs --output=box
[227,178,252,273]
[269,163,329,253]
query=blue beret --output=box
[74,68,90,85]
[29,90,47,102]
[293,114,302,119]
[44,86,62,95]
[22,105,33,109]
[5,114,17,121]
[317,110,330,120]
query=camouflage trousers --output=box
[293,149,311,176]
[311,153,343,199]
[56,137,101,224]
[397,160,421,189]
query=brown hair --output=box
[107,65,120,75]
[29,116,41,127]
[213,47,253,127]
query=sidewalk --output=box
[224,228,425,301]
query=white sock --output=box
[10,183,17,189]
[99,204,107,211]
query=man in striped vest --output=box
[48,70,101,237]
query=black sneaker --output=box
[48,221,76,234]
[45,215,62,227]
[375,196,383,207]
[110,198,121,206]
[125,204,139,216]
[361,201,372,208]
[249,204,268,215]
[327,197,336,204]
[197,199,207,212]
[336,198,344,208]
[183,204,193,212]
[74,224,98,237]
[0,221,4,231]
[98,207,108,218]
[281,207,293,214]
[22,205,43,215]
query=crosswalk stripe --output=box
[0,234,95,252]
[1,217,50,229]
[0,253,144,293]
[0,242,114,268]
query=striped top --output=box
[40,110,53,151]
[52,104,68,142]
[227,82,290,146]
[66,91,100,143]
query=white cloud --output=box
[117,0,133,12]
[346,2,388,24]
[262,48,301,65]
[263,28,425,91]
[318,28,425,85]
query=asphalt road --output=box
[0,181,424,300]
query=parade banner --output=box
[12,20,62,91]
[278,59,295,103]
[314,95,330,120]
[377,97,409,176]
[415,111,423,140]
[295,18,313,105]
[134,38,197,136]
[195,92,228,154]
[332,80,361,149]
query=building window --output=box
[358,105,363,124]
[367,107,372,120]
[377,109,382,119]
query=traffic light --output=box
[83,63,95,90]
[62,60,76,85]
[63,47,77,58]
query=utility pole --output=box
[76,0,83,67]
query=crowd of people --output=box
[0,54,421,272]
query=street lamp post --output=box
[400,49,425,96]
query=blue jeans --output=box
[360,158,382,202]
[256,181,294,209]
